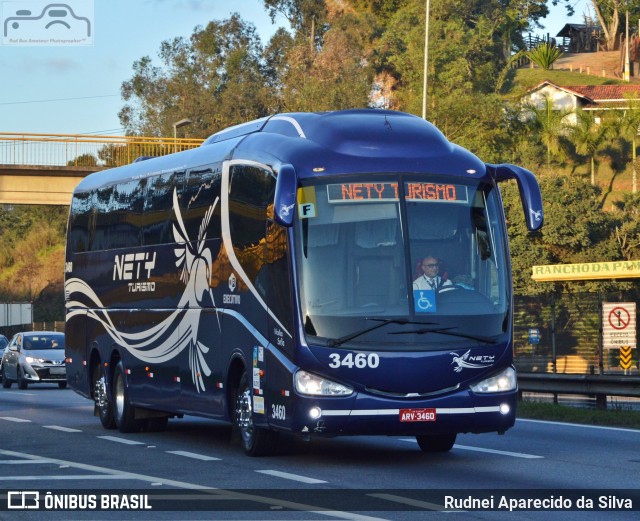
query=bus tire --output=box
[234,373,279,457]
[93,364,116,429]
[416,433,456,452]
[113,361,142,433]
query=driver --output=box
[413,255,453,291]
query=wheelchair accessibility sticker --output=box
[414,289,436,313]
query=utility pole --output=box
[624,10,630,82]
[422,0,430,120]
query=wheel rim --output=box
[236,387,254,444]
[94,376,108,412]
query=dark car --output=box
[1,332,66,389]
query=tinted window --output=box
[108,178,147,249]
[228,164,276,283]
[69,190,94,253]
[143,171,185,246]
[182,166,222,242]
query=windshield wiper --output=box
[390,327,497,344]
[327,318,437,347]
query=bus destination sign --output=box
[327,182,468,203]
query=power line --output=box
[0,94,119,106]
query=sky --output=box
[0,0,589,137]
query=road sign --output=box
[602,302,636,349]
[619,346,633,370]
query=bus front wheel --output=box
[416,433,456,452]
[234,373,279,457]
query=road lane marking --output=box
[0,460,52,464]
[399,439,543,459]
[166,450,220,461]
[44,425,82,433]
[518,418,640,434]
[0,449,387,521]
[0,417,31,422]
[97,436,146,445]
[0,475,125,481]
[453,445,543,458]
[255,470,327,484]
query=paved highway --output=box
[0,385,638,520]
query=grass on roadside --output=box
[517,400,640,430]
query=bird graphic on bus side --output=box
[172,188,220,392]
[65,190,220,394]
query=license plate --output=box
[49,367,65,375]
[399,408,436,422]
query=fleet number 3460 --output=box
[328,352,380,369]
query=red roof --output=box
[567,85,640,101]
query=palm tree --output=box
[566,109,612,186]
[613,94,640,193]
[526,41,564,70]
[523,94,572,165]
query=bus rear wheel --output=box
[416,433,456,452]
[234,373,278,456]
[113,361,142,433]
[93,364,116,429]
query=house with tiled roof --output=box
[523,81,640,124]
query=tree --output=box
[612,94,640,193]
[119,14,274,137]
[262,0,328,48]
[277,7,376,111]
[611,192,640,259]
[526,41,563,70]
[502,174,620,295]
[553,0,640,52]
[522,94,572,165]
[67,153,97,167]
[371,0,550,160]
[566,109,613,186]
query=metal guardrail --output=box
[518,372,640,410]
[519,373,640,398]
[0,132,204,167]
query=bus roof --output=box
[73,110,488,193]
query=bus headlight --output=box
[294,371,353,396]
[469,367,517,394]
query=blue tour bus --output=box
[64,109,543,456]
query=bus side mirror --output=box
[274,164,298,227]
[489,163,543,232]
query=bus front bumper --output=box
[289,390,517,437]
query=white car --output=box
[1,332,66,389]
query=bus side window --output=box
[109,179,147,249]
[69,190,94,253]
[228,164,276,284]
[143,171,185,246]
[182,166,221,241]
[92,185,114,251]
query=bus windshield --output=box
[294,174,510,350]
